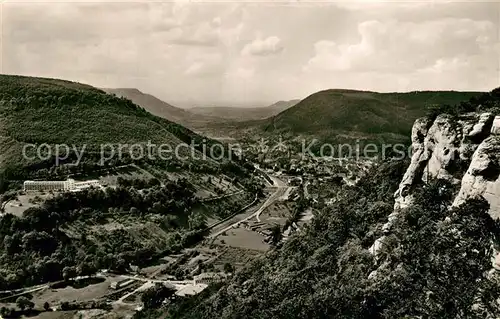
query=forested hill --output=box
[0,75,224,178]
[261,89,482,145]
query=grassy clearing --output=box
[31,279,111,305]
[259,202,296,226]
[214,227,269,252]
[4,193,54,217]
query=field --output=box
[29,310,78,319]
[208,246,262,271]
[259,201,296,226]
[214,227,269,252]
[161,171,241,199]
[97,167,156,187]
[30,308,133,319]
[31,278,112,305]
[0,275,139,319]
[3,193,54,217]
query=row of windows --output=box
[23,179,101,192]
[24,182,69,191]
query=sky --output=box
[1,0,499,107]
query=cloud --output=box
[185,61,223,76]
[2,1,499,106]
[168,24,220,47]
[242,36,284,56]
[184,52,226,77]
[305,18,498,74]
[225,67,255,79]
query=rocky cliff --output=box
[371,111,500,254]
[394,112,500,217]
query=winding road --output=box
[208,171,290,239]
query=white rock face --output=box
[393,118,433,211]
[491,116,500,135]
[453,136,500,218]
[370,112,500,257]
[493,252,500,271]
[394,112,500,217]
[469,112,494,138]
[369,236,385,255]
[368,270,378,280]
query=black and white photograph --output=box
[0,0,499,318]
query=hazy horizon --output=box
[2,0,499,107]
[101,86,488,109]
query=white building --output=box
[23,179,73,192]
[110,278,135,290]
[23,178,102,192]
[72,179,101,191]
[193,272,229,285]
[175,283,208,297]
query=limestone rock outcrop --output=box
[394,112,500,218]
[453,135,500,218]
[370,109,500,272]
[491,116,500,135]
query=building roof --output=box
[194,272,228,280]
[174,284,208,296]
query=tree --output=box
[223,263,234,274]
[77,261,96,277]
[16,296,34,311]
[174,268,184,280]
[373,183,500,318]
[141,283,176,309]
[60,301,70,311]
[62,266,77,281]
[268,224,282,245]
[188,212,207,230]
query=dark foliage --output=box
[141,283,176,309]
[166,160,500,318]
[0,179,200,290]
[427,87,500,119]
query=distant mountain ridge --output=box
[189,99,300,121]
[103,88,223,127]
[261,89,483,145]
[103,88,300,134]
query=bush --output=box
[427,87,500,119]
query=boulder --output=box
[468,112,494,138]
[394,113,495,213]
[369,236,385,255]
[453,136,500,218]
[371,111,500,256]
[491,116,500,135]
